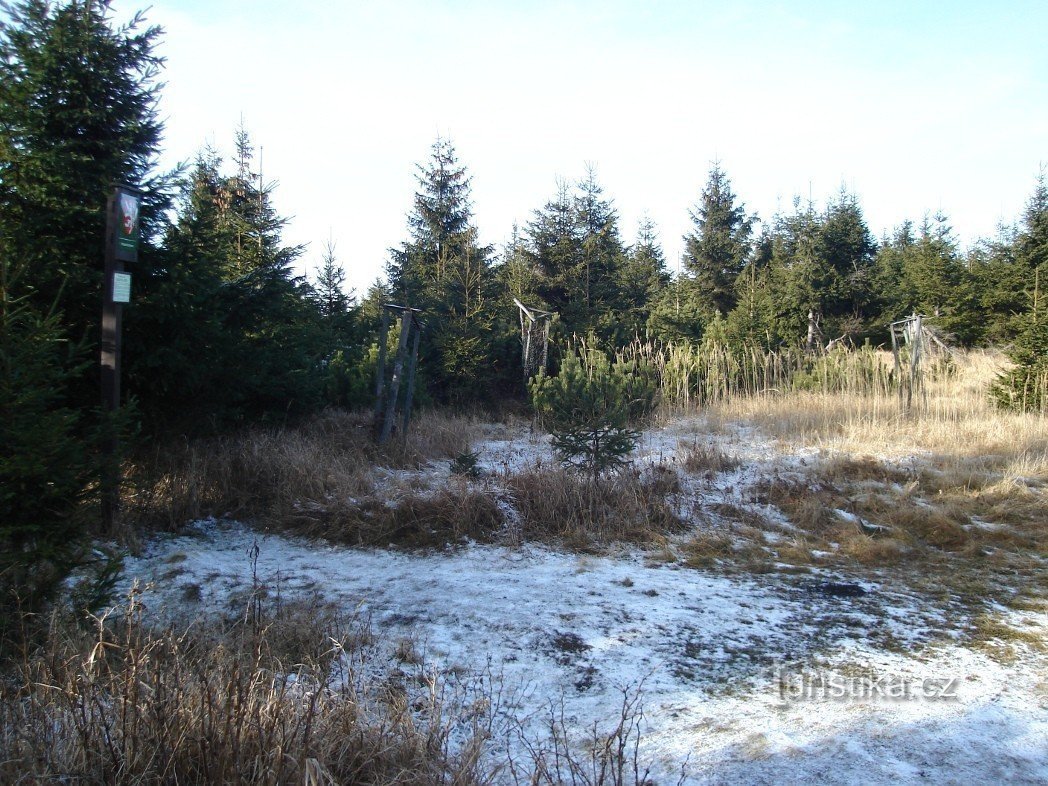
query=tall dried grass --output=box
[619,339,897,412]
[0,593,491,785]
[505,464,685,549]
[126,409,482,539]
[707,349,1048,483]
[1,590,660,784]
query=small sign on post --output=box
[112,272,131,303]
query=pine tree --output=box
[682,163,753,320]
[530,346,655,481]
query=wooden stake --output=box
[380,311,412,444]
[401,322,421,434]
[374,308,389,423]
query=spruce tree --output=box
[619,217,669,337]
[314,239,353,319]
[1,258,93,624]
[0,1,167,613]
[991,172,1048,412]
[761,199,824,346]
[682,163,753,320]
[387,137,496,404]
[129,133,325,429]
[525,169,630,342]
[0,0,167,350]
[815,189,878,339]
[1014,171,1048,280]
[526,179,582,322]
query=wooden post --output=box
[380,311,412,444]
[401,321,421,434]
[100,191,121,533]
[911,314,923,410]
[100,184,140,533]
[374,307,390,423]
[890,324,903,411]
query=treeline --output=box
[2,3,1046,615]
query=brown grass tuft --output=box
[681,441,741,477]
[506,465,685,548]
[682,531,735,568]
[125,409,483,542]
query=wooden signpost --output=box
[101,183,141,532]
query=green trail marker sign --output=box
[115,187,141,262]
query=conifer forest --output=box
[1,2,1046,784]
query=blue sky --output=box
[130,0,1046,292]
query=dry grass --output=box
[506,465,686,549]
[125,409,484,544]
[0,594,491,785]
[1,587,661,785]
[707,350,1048,470]
[278,480,505,548]
[686,350,1048,583]
[680,440,741,476]
[681,531,734,568]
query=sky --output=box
[123,0,1046,294]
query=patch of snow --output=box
[117,519,1048,785]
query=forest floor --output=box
[115,407,1048,785]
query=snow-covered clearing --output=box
[119,417,1048,785]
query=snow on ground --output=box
[116,417,1048,785]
